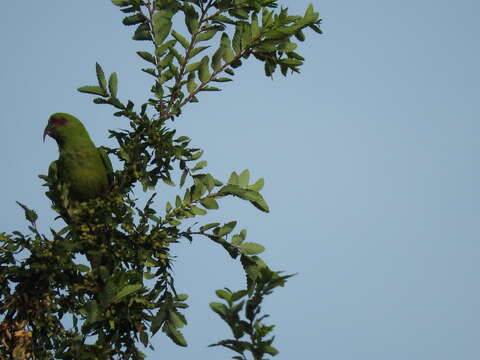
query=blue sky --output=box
[1,1,479,359]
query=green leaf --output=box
[169,219,181,226]
[241,256,269,284]
[278,42,297,53]
[109,96,124,107]
[180,169,188,188]
[231,234,243,246]
[191,160,207,171]
[200,222,220,231]
[190,150,203,160]
[238,242,265,255]
[137,51,156,64]
[238,169,250,187]
[187,72,197,93]
[200,86,221,91]
[231,301,245,316]
[220,33,235,62]
[184,188,192,204]
[231,290,248,302]
[190,45,209,58]
[264,29,291,40]
[158,52,174,68]
[184,6,199,34]
[190,205,207,215]
[240,229,247,240]
[232,25,242,54]
[122,14,145,26]
[265,60,276,76]
[280,58,303,66]
[192,182,206,201]
[139,332,149,347]
[303,3,319,23]
[111,0,130,6]
[229,8,249,20]
[142,68,156,77]
[153,11,173,44]
[217,221,237,237]
[212,14,236,24]
[165,323,188,347]
[163,178,175,187]
[219,185,270,212]
[171,30,190,49]
[228,172,239,185]
[175,135,190,143]
[57,225,71,236]
[16,202,37,223]
[197,29,219,42]
[262,9,274,27]
[264,345,279,356]
[175,294,189,301]
[211,47,224,71]
[255,42,277,52]
[251,13,260,38]
[310,23,323,34]
[96,63,107,91]
[202,174,218,191]
[236,23,251,54]
[93,97,109,104]
[251,195,270,213]
[113,283,142,302]
[295,29,305,42]
[215,289,231,301]
[169,311,186,329]
[247,178,264,191]
[108,72,118,98]
[200,198,218,209]
[156,39,177,57]
[151,310,167,335]
[186,61,201,73]
[212,77,232,82]
[210,302,228,317]
[78,85,107,97]
[198,56,211,82]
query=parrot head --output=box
[43,113,89,144]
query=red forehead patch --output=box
[50,116,68,127]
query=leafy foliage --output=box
[209,269,294,360]
[1,1,321,358]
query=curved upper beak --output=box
[43,122,54,142]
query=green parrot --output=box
[44,113,119,270]
[43,112,113,203]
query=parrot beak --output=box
[43,122,54,142]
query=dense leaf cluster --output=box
[1,1,320,359]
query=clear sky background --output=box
[1,1,479,359]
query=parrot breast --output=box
[58,147,110,201]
